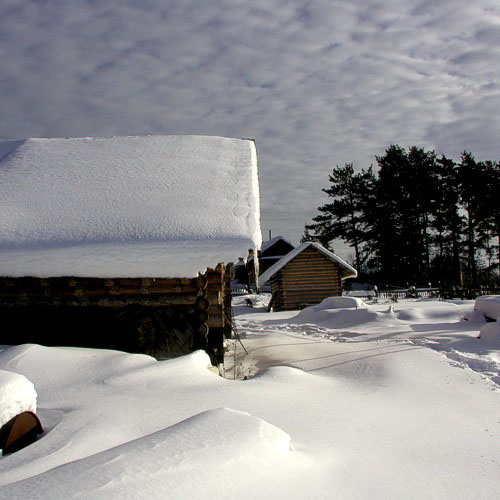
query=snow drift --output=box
[0,369,37,428]
[1,407,290,499]
[479,321,500,343]
[474,295,500,321]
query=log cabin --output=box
[259,242,357,311]
[0,135,262,366]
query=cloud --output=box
[1,0,499,245]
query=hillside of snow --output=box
[0,297,498,498]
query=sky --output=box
[1,0,499,253]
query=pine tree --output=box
[373,145,438,284]
[458,152,487,288]
[300,224,319,244]
[431,155,463,287]
[472,159,499,282]
[372,145,408,282]
[306,163,375,271]
[308,146,498,289]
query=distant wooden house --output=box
[245,236,294,287]
[0,135,261,366]
[258,236,295,276]
[259,242,357,311]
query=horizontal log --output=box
[280,275,338,281]
[285,261,332,267]
[284,254,336,261]
[282,262,337,268]
[281,265,338,272]
[280,279,338,286]
[0,276,200,286]
[280,276,338,282]
[0,287,203,298]
[0,294,201,308]
[281,293,340,300]
[280,278,338,284]
[281,266,339,273]
[0,278,202,296]
[276,280,334,288]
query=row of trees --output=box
[303,145,499,290]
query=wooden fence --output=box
[378,288,439,299]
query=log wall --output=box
[0,266,233,365]
[204,263,233,365]
[270,248,342,311]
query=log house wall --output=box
[0,265,233,365]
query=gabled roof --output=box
[259,242,357,283]
[260,235,293,254]
[0,135,261,278]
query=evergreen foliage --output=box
[306,163,375,271]
[307,145,499,289]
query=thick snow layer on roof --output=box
[0,370,37,428]
[0,135,261,277]
[259,241,357,283]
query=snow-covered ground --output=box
[0,297,498,498]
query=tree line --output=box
[303,145,499,292]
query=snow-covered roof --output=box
[259,242,357,283]
[0,135,261,278]
[260,235,291,254]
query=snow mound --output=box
[289,299,467,331]
[254,365,315,381]
[0,369,37,428]
[474,295,500,321]
[1,408,291,499]
[397,308,426,321]
[462,309,488,324]
[105,350,214,388]
[293,297,381,328]
[0,344,156,398]
[295,307,382,329]
[300,296,367,314]
[478,322,500,343]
